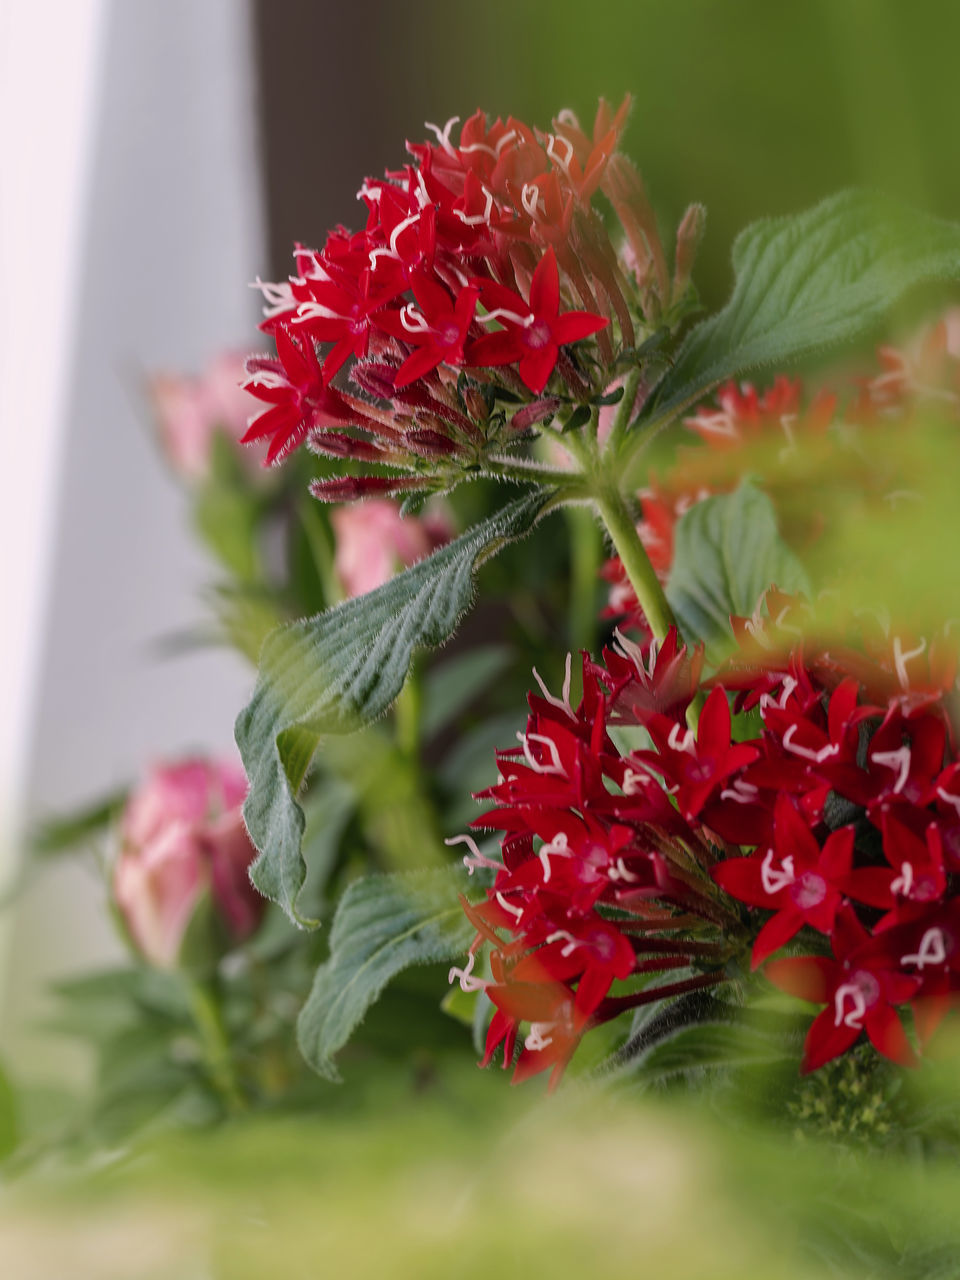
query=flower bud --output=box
[150,353,261,481]
[114,759,264,970]
[331,499,453,598]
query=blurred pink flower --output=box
[150,352,261,480]
[331,499,453,598]
[114,758,263,969]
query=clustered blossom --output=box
[241,100,703,499]
[452,594,960,1084]
[603,311,960,630]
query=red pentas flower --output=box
[467,248,608,393]
[240,101,705,500]
[453,601,960,1086]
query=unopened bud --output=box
[672,203,706,305]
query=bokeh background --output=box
[3,0,960,1147]
[5,2,960,1269]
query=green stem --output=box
[565,505,602,653]
[593,485,678,643]
[186,978,246,1116]
[480,455,590,490]
[394,666,420,758]
[604,367,642,460]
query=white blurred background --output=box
[0,0,264,1075]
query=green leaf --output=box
[236,491,551,925]
[650,190,960,422]
[420,645,511,740]
[297,867,477,1081]
[637,1021,792,1084]
[30,789,128,858]
[666,481,809,655]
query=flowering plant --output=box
[19,100,960,1167]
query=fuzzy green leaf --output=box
[650,191,960,422]
[297,867,477,1081]
[236,492,551,924]
[666,482,809,655]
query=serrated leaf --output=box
[666,481,809,655]
[650,190,960,422]
[296,867,476,1081]
[236,491,550,924]
[638,1021,791,1084]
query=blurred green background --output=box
[261,0,960,312]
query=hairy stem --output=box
[186,978,247,1115]
[593,485,677,642]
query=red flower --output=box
[466,248,608,393]
[712,794,853,967]
[242,326,357,463]
[766,906,921,1073]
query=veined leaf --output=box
[649,191,960,423]
[297,867,477,1081]
[637,1021,792,1084]
[666,482,809,656]
[236,492,551,924]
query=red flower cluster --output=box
[603,312,960,630]
[241,101,703,498]
[452,595,960,1084]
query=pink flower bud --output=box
[114,758,263,969]
[150,352,262,481]
[331,499,453,598]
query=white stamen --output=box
[448,951,488,992]
[538,831,570,883]
[760,675,798,716]
[689,409,738,439]
[901,927,947,970]
[524,1022,554,1052]
[622,768,652,796]
[520,183,542,217]
[495,891,524,921]
[518,731,566,777]
[459,140,498,158]
[937,786,960,816]
[546,928,582,957]
[455,188,494,226]
[545,133,574,176]
[495,129,517,155]
[720,779,760,805]
[415,169,431,209]
[399,303,431,334]
[556,109,579,128]
[834,982,867,1030]
[608,857,639,883]
[872,746,912,794]
[760,849,796,896]
[893,636,927,690]
[479,306,535,327]
[773,607,803,637]
[890,861,915,897]
[250,277,296,319]
[667,724,695,755]
[532,653,574,719]
[781,723,838,764]
[613,627,657,679]
[444,834,500,874]
[357,181,382,202]
[425,115,460,158]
